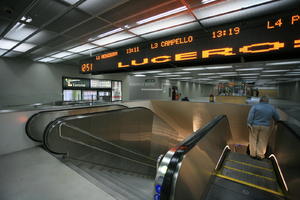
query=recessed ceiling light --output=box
[134,74,146,77]
[136,6,187,25]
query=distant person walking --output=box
[247,96,279,159]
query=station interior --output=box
[0,0,299,200]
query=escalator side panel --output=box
[172,117,231,200]
[268,122,300,200]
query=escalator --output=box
[26,106,179,200]
[155,115,299,200]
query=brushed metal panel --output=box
[44,107,179,176]
[173,117,231,200]
[27,105,126,142]
[269,123,300,200]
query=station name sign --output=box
[80,10,300,74]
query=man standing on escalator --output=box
[247,96,280,160]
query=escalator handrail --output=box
[25,104,128,142]
[157,115,227,200]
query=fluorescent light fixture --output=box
[195,78,212,81]
[133,70,162,74]
[217,72,237,75]
[260,74,282,77]
[38,57,57,62]
[198,73,215,75]
[239,73,259,76]
[0,39,36,52]
[182,67,205,71]
[206,66,232,69]
[94,28,123,39]
[169,77,193,80]
[207,76,220,79]
[158,73,172,75]
[263,70,289,73]
[220,74,237,77]
[236,68,263,71]
[61,0,81,5]
[136,6,187,25]
[134,74,146,77]
[285,72,300,74]
[130,13,194,35]
[51,51,73,58]
[14,42,36,52]
[173,72,191,74]
[5,24,37,41]
[266,61,300,66]
[0,39,19,50]
[155,75,181,77]
[92,32,134,46]
[202,0,217,4]
[68,43,97,53]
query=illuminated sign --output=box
[63,78,90,88]
[80,9,300,74]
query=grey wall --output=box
[0,57,214,106]
[0,57,91,106]
[278,81,300,102]
[123,76,214,101]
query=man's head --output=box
[260,96,269,103]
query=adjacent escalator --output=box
[37,106,179,200]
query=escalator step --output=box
[227,152,272,169]
[224,159,276,179]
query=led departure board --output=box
[80,9,300,74]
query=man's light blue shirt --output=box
[247,102,280,126]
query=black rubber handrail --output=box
[277,120,300,140]
[25,104,127,142]
[160,115,227,200]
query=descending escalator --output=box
[155,115,299,200]
[206,151,285,200]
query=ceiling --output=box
[0,0,299,84]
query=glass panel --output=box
[63,90,82,101]
[82,90,97,101]
[112,81,122,101]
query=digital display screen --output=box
[80,10,300,74]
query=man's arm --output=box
[273,107,280,122]
[247,106,255,126]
